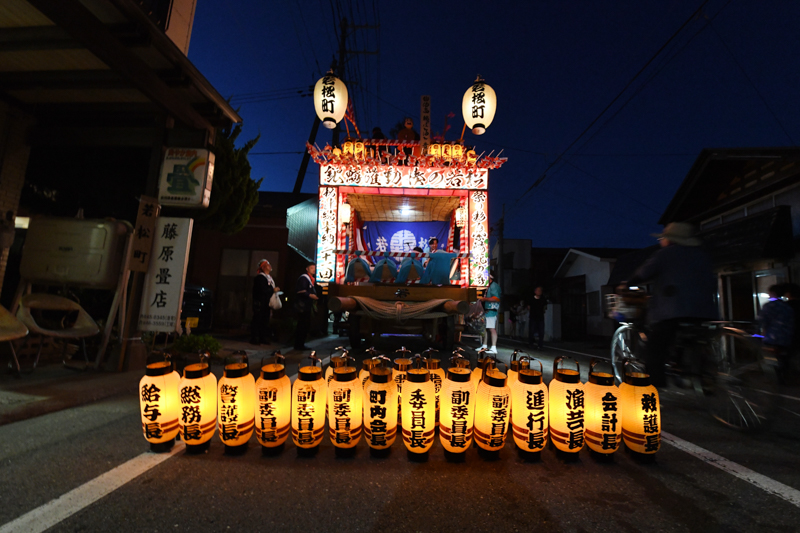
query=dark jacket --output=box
[530,297,547,321]
[295,273,316,313]
[252,273,275,312]
[628,244,718,324]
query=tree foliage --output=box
[186,124,263,234]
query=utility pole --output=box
[332,18,347,148]
[498,203,505,314]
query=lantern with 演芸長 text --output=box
[549,356,585,454]
[140,351,181,452]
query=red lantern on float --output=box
[179,351,217,453]
[328,356,363,456]
[218,351,256,453]
[439,355,475,460]
[510,357,549,458]
[255,351,292,455]
[291,352,327,455]
[140,351,180,452]
[402,355,436,460]
[549,356,585,455]
[474,357,511,456]
[620,362,661,456]
[363,356,398,456]
[584,360,621,456]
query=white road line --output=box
[0,356,329,533]
[0,442,185,533]
[662,431,800,509]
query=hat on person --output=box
[651,222,701,246]
[257,259,269,269]
[429,236,438,243]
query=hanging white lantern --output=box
[328,356,363,456]
[402,356,436,459]
[218,351,256,453]
[291,353,327,454]
[140,352,181,452]
[178,351,217,453]
[549,356,585,455]
[255,352,292,454]
[340,201,352,226]
[473,357,511,455]
[462,76,497,135]
[314,72,348,129]
[363,356,398,455]
[510,357,549,457]
[439,355,475,458]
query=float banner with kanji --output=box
[319,164,487,190]
[158,148,215,208]
[138,217,193,332]
[361,221,449,263]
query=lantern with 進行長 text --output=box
[292,352,327,455]
[255,351,291,455]
[584,360,621,456]
[474,356,511,455]
[328,355,363,456]
[178,351,217,453]
[402,355,436,459]
[439,355,475,459]
[510,357,548,458]
[549,356,585,455]
[364,356,398,455]
[620,362,661,455]
[140,351,181,452]
[218,351,256,453]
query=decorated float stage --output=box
[308,138,507,349]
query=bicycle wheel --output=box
[704,328,781,432]
[611,324,638,385]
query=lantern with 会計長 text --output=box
[218,351,255,453]
[140,351,181,452]
[178,351,217,453]
[255,351,292,454]
[291,352,327,455]
[584,360,622,456]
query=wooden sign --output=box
[129,196,160,273]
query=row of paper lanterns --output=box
[139,349,660,458]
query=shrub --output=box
[170,334,222,357]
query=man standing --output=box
[528,287,547,350]
[293,263,319,351]
[250,259,279,345]
[479,271,501,354]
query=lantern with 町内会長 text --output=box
[291,352,327,454]
[510,357,548,458]
[402,355,436,459]
[140,352,180,452]
[218,351,256,453]
[364,356,398,455]
[328,355,363,456]
[439,355,475,459]
[255,351,291,454]
[620,362,661,455]
[178,351,217,453]
[584,360,621,456]
[549,356,585,455]
[474,356,511,455]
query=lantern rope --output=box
[351,296,450,323]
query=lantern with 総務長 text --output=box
[402,355,436,459]
[291,352,327,454]
[549,356,585,454]
[314,72,348,129]
[255,351,291,454]
[510,357,549,457]
[364,356,398,455]
[328,356,363,456]
[620,362,661,455]
[218,351,255,453]
[178,351,217,453]
[439,355,475,458]
[474,357,511,455]
[584,360,621,455]
[140,351,180,452]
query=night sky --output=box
[188,0,800,249]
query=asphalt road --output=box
[2,334,800,532]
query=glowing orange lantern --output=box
[620,363,661,455]
[471,351,495,392]
[140,352,180,452]
[255,352,292,454]
[510,357,549,456]
[394,350,413,425]
[363,356,398,455]
[549,356,585,454]
[360,347,380,389]
[439,355,475,458]
[291,352,327,454]
[328,356,363,455]
[218,351,255,452]
[178,351,217,452]
[402,356,436,458]
[584,360,621,455]
[508,349,531,388]
[423,348,445,422]
[474,357,511,454]
[325,347,348,386]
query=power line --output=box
[562,158,662,216]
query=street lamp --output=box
[462,76,497,135]
[314,72,348,129]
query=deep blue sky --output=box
[188,0,800,249]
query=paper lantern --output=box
[363,356,398,453]
[328,356,363,454]
[140,352,180,452]
[474,358,511,453]
[218,351,256,451]
[340,202,352,225]
[325,347,349,386]
[255,352,292,453]
[439,356,475,455]
[462,76,497,135]
[471,352,495,392]
[291,352,328,453]
[510,357,548,454]
[423,349,445,422]
[394,351,413,425]
[360,348,380,389]
[549,356,585,454]
[178,351,217,452]
[584,360,621,455]
[402,356,436,457]
[508,349,531,388]
[455,206,468,228]
[619,363,661,455]
[314,72,348,129]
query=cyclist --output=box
[621,222,718,386]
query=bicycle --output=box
[607,291,781,432]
